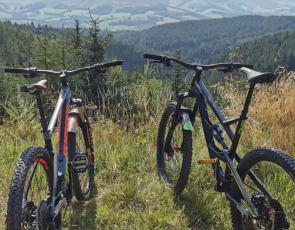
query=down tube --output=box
[56,86,71,176]
[194,78,235,139]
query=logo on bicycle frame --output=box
[238,120,245,134]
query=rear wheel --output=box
[157,103,193,195]
[6,146,54,230]
[68,115,94,201]
[230,147,295,230]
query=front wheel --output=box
[230,147,295,230]
[157,103,193,195]
[6,146,55,230]
[68,114,94,201]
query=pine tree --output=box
[86,9,112,64]
[73,20,82,48]
[171,49,186,97]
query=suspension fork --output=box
[163,91,194,153]
[69,98,94,163]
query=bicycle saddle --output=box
[21,79,47,93]
[240,67,276,84]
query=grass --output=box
[1,73,295,229]
[0,111,232,229]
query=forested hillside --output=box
[114,15,295,63]
[0,19,114,114]
[2,15,295,104]
[212,30,295,72]
[0,22,36,66]
[0,22,38,106]
[105,40,146,71]
[3,15,295,74]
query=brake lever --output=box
[150,60,162,64]
[217,67,234,74]
[23,67,37,78]
[150,59,172,67]
[94,67,108,74]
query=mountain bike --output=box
[144,53,295,230]
[4,60,123,230]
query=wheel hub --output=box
[243,193,290,230]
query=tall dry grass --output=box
[218,71,295,155]
[97,79,173,128]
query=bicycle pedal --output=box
[198,158,217,165]
[72,154,88,173]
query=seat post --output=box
[36,94,54,151]
[229,83,256,159]
[36,94,48,134]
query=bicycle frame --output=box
[168,71,272,218]
[34,74,85,217]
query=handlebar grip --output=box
[143,53,164,61]
[102,60,123,68]
[4,68,27,74]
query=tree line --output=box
[1,15,295,123]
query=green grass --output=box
[0,115,234,230]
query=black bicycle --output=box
[144,53,295,230]
[4,60,123,230]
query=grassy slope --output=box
[0,114,231,230]
[1,72,295,229]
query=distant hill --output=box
[1,0,295,30]
[114,16,295,64]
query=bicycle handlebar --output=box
[66,60,123,76]
[143,53,253,71]
[4,60,123,78]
